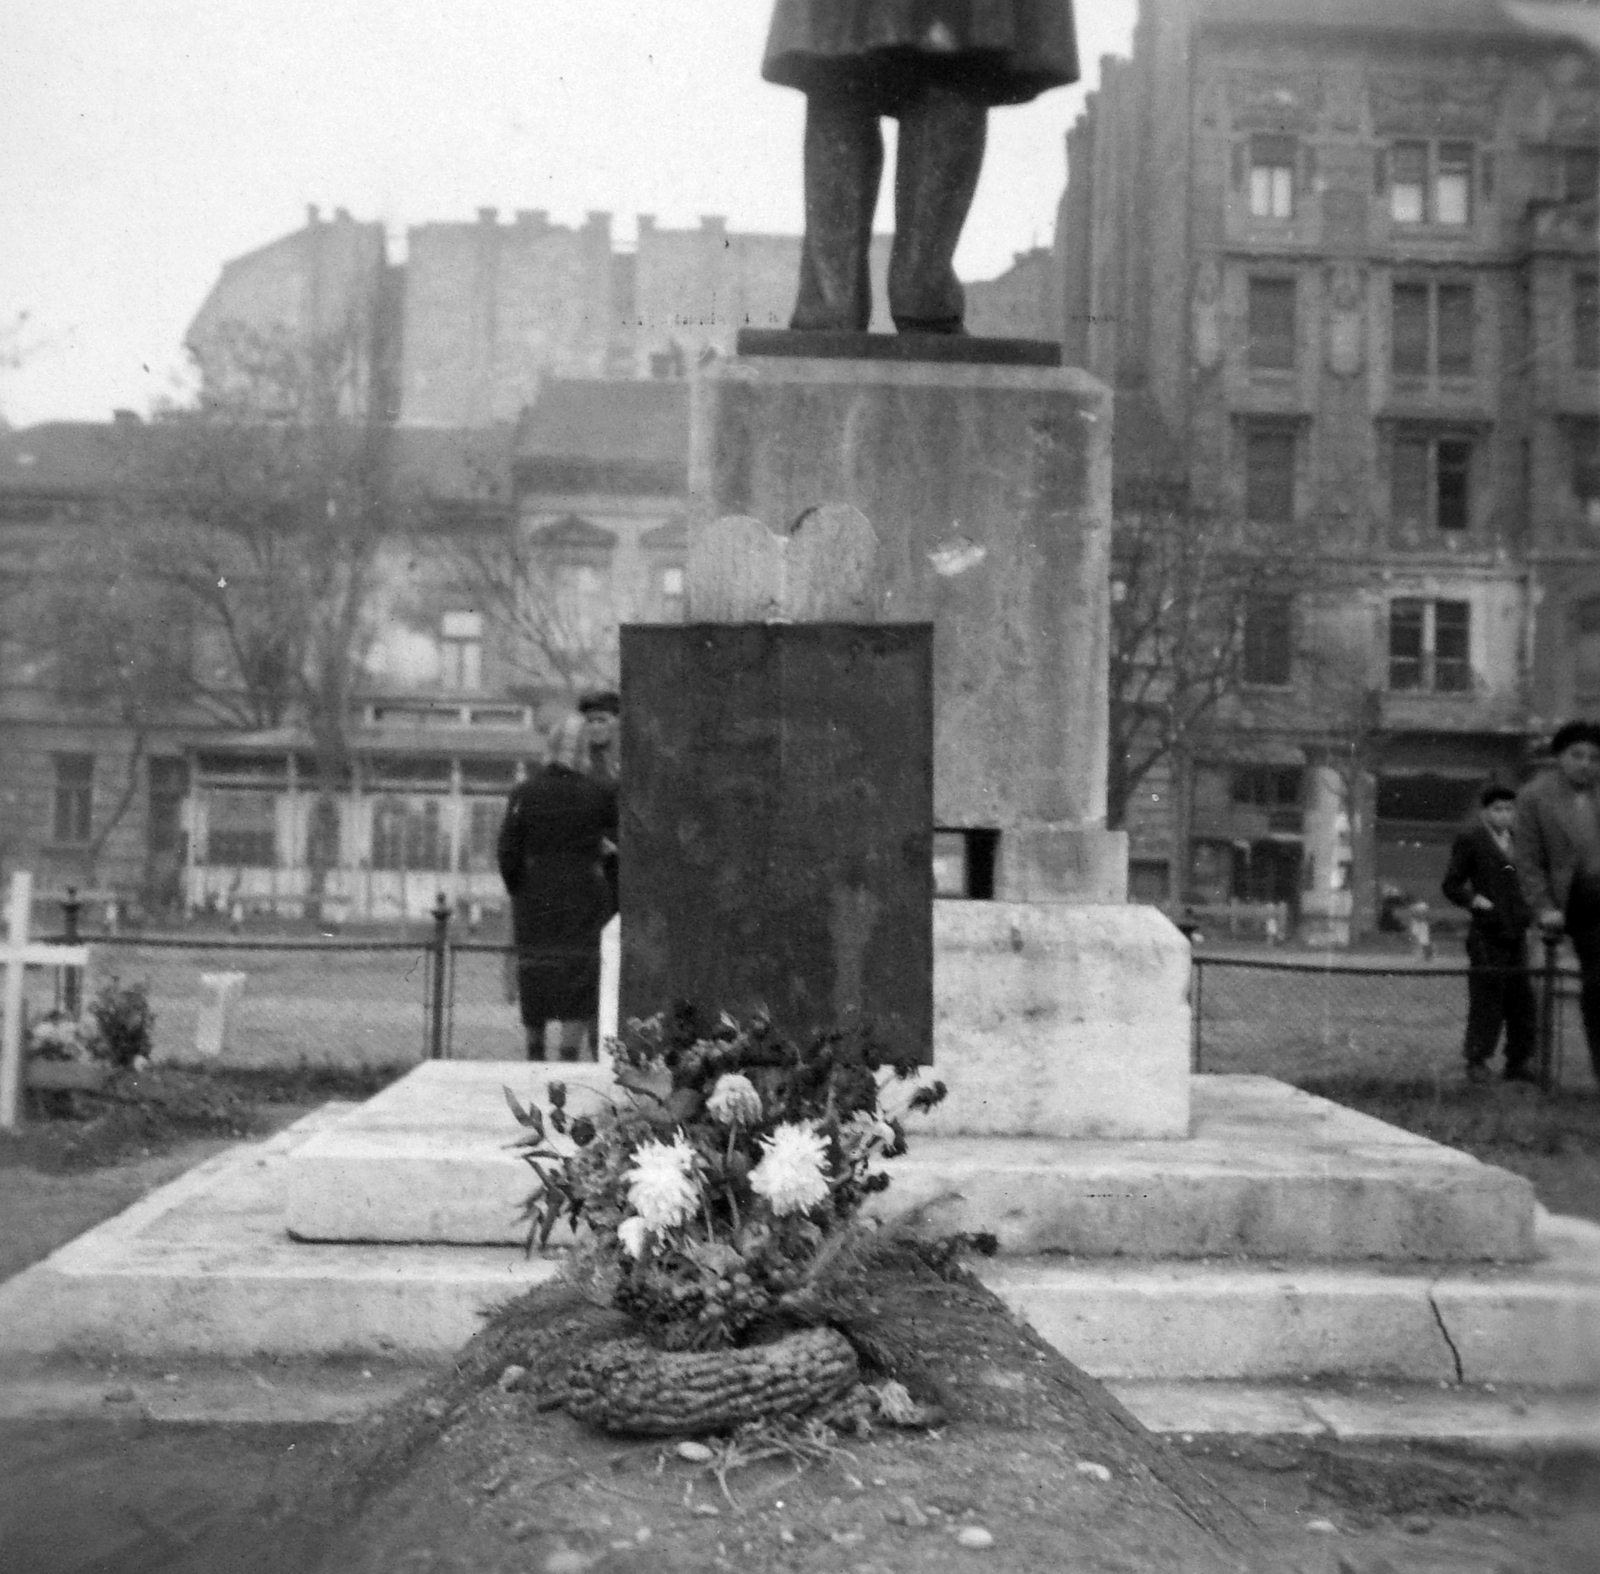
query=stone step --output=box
[1,1111,1594,1389]
[282,1063,1537,1263]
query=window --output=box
[553,563,606,647]
[439,610,483,691]
[1392,432,1473,532]
[1249,135,1296,219]
[1391,280,1474,377]
[1247,278,1296,370]
[52,754,93,845]
[370,796,444,871]
[1436,285,1474,375]
[1244,427,1296,523]
[1392,284,1429,374]
[1436,143,1474,224]
[1577,274,1599,371]
[1563,146,1599,202]
[1231,766,1302,810]
[1388,598,1471,692]
[206,790,277,867]
[1576,600,1600,702]
[1572,418,1600,507]
[1388,141,1474,225]
[461,799,503,872]
[1242,595,1293,685]
[1390,142,1427,224]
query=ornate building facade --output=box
[1060,0,1600,938]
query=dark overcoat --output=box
[1442,821,1532,944]
[497,765,619,1025]
[763,0,1079,105]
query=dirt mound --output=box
[188,1245,1264,1574]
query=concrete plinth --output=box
[280,1063,1533,1265]
[693,352,1117,901]
[1,1107,1591,1388]
[922,900,1188,1139]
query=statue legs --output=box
[793,83,884,333]
[890,81,986,334]
[792,75,988,335]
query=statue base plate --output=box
[735,328,1061,366]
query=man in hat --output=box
[762,1,1078,334]
[578,689,622,908]
[1514,719,1600,1083]
[1443,785,1535,1083]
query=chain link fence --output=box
[1191,948,1591,1091]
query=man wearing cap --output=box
[1443,785,1535,1083]
[1514,719,1600,1083]
[577,689,622,908]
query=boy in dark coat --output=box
[498,713,619,1060]
[762,1,1078,332]
[1443,785,1535,1082]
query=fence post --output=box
[61,887,82,1017]
[428,892,452,1061]
[1538,931,1561,1094]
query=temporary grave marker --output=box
[0,871,91,1129]
[621,509,933,1065]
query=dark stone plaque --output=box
[736,328,1062,367]
[619,623,933,1065]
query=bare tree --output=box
[15,531,197,887]
[1107,501,1301,835]
[434,523,618,700]
[127,322,404,917]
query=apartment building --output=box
[1060,0,1599,937]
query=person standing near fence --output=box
[1443,785,1536,1084]
[498,710,619,1061]
[1513,719,1600,1086]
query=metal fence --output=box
[1191,943,1590,1092]
[22,889,1597,1092]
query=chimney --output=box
[585,210,613,242]
[636,213,656,238]
[478,206,498,225]
[515,209,549,232]
[112,409,142,427]
[699,214,728,240]
[334,206,352,222]
[306,204,321,225]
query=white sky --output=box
[0,1,1138,425]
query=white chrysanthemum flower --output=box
[617,1216,650,1259]
[706,1072,762,1126]
[624,1134,700,1232]
[749,1122,832,1217]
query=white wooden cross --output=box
[0,871,91,1129]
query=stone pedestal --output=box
[691,353,1122,902]
[910,902,1191,1139]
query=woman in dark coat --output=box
[498,714,619,1060]
[762,1,1078,332]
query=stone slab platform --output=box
[280,1063,1537,1264]
[0,1111,1593,1387]
[3,1355,1597,1450]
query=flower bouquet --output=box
[504,1002,945,1435]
